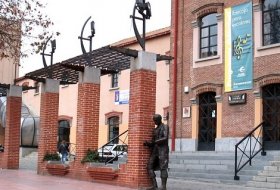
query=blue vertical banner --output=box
[224,2,253,92]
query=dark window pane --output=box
[263,0,280,11]
[263,12,271,23]
[201,13,217,27]
[210,46,217,56]
[271,32,280,44]
[210,25,217,35]
[201,38,208,48]
[264,23,271,34]
[58,120,70,143]
[111,73,118,88]
[200,48,209,58]
[210,36,217,46]
[108,116,119,144]
[264,35,271,45]
[201,28,209,38]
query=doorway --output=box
[198,92,217,151]
[262,83,280,150]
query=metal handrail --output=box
[99,130,128,165]
[234,122,266,180]
[68,143,76,161]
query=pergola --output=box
[23,45,172,84]
[0,45,172,96]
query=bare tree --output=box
[0,0,58,60]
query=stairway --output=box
[167,151,280,188]
[19,151,38,170]
[247,155,280,189]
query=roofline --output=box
[111,26,170,47]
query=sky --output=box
[19,0,172,77]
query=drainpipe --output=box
[171,0,179,152]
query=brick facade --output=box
[75,83,100,163]
[38,80,60,174]
[169,0,280,151]
[115,52,157,188]
[1,86,22,169]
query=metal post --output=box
[234,144,240,180]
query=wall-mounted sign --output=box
[115,90,129,105]
[228,93,247,105]
[182,107,191,118]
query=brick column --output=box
[75,67,100,163]
[125,51,157,188]
[2,85,22,169]
[38,79,59,174]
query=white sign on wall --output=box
[115,90,129,105]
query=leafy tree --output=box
[0,0,58,60]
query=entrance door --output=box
[198,92,217,151]
[263,84,280,150]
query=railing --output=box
[99,130,128,165]
[68,143,76,161]
[234,122,266,180]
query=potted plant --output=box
[43,152,60,162]
[81,149,99,164]
[82,149,118,180]
[43,151,69,176]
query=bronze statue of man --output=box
[144,114,169,190]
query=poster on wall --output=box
[182,107,191,118]
[224,2,253,92]
[115,90,129,105]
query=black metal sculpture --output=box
[131,0,152,50]
[78,16,95,54]
[41,36,56,78]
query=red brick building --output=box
[169,0,280,151]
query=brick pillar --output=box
[75,67,100,163]
[2,85,22,169]
[126,51,157,188]
[38,79,59,174]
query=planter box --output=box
[46,161,69,176]
[86,163,118,180]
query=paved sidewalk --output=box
[0,169,269,190]
[0,169,134,190]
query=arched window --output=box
[108,116,119,144]
[58,120,70,143]
[263,0,280,45]
[200,13,218,58]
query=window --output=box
[34,82,39,94]
[108,116,119,144]
[199,13,218,58]
[58,120,70,143]
[263,0,280,46]
[111,73,118,88]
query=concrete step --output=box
[167,151,280,189]
[168,171,253,182]
[164,177,269,190]
[247,181,280,189]
[169,168,259,176]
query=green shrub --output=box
[43,152,61,161]
[81,149,99,163]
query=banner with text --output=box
[224,2,253,92]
